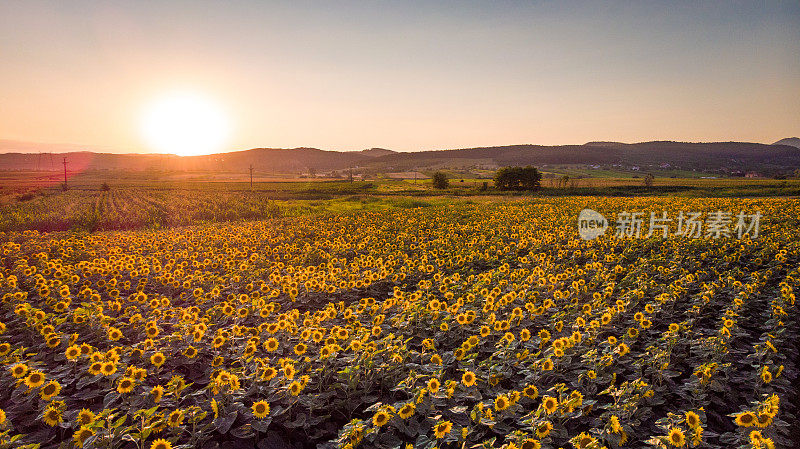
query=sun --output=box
[141,91,230,156]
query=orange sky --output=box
[1,1,798,154]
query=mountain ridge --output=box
[2,140,799,176]
[773,137,800,149]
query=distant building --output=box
[745,172,760,178]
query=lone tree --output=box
[643,173,654,187]
[432,171,449,189]
[494,166,542,190]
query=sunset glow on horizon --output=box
[1,1,798,154]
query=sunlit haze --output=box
[1,1,798,154]
[140,91,230,156]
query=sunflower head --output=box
[685,411,700,429]
[433,420,453,438]
[755,413,773,428]
[252,400,270,419]
[251,401,269,419]
[398,403,415,419]
[167,409,184,427]
[536,421,553,438]
[667,427,685,447]
[65,345,81,360]
[542,396,558,414]
[289,381,303,396]
[573,432,596,449]
[150,352,166,367]
[77,409,95,426]
[40,381,61,400]
[150,439,172,449]
[43,407,63,426]
[372,410,390,427]
[520,439,541,449]
[494,394,510,411]
[73,427,94,448]
[523,385,538,399]
[101,362,117,376]
[152,385,165,403]
[735,411,756,427]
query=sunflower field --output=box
[0,197,798,449]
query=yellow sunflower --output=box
[24,370,46,389]
[150,439,172,449]
[101,362,117,376]
[372,410,391,427]
[734,411,756,427]
[289,381,303,396]
[183,346,197,358]
[398,403,415,419]
[667,427,685,447]
[685,411,700,429]
[40,380,61,400]
[76,409,95,426]
[433,420,452,439]
[523,385,539,399]
[152,385,164,403]
[574,432,596,449]
[42,407,62,426]
[73,427,94,448]
[108,327,123,341]
[494,394,510,411]
[252,400,270,419]
[88,361,103,376]
[261,366,277,381]
[462,371,476,387]
[755,413,773,428]
[65,345,81,360]
[541,359,554,371]
[609,415,623,433]
[167,409,184,427]
[536,421,553,438]
[542,396,558,414]
[116,377,135,394]
[150,352,166,368]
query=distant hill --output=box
[584,141,626,147]
[1,140,799,176]
[359,148,396,157]
[773,137,800,149]
[361,141,800,175]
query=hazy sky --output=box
[1,1,799,153]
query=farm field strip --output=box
[0,197,797,449]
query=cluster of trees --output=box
[430,166,542,190]
[493,166,541,190]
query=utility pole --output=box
[249,164,254,190]
[62,157,68,190]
